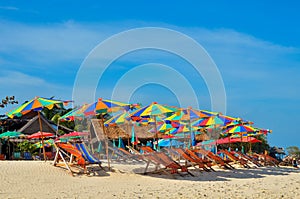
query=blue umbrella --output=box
[158,139,184,147]
[118,137,124,149]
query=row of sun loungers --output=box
[52,141,280,177]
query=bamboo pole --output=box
[38,112,47,161]
[100,115,110,170]
[154,116,158,150]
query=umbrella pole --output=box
[154,116,158,150]
[56,120,60,137]
[126,121,130,147]
[100,115,110,170]
[38,112,47,161]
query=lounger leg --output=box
[59,151,73,175]
[53,150,59,166]
[144,160,151,174]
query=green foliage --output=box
[286,146,300,158]
[17,140,36,153]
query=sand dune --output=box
[0,161,299,198]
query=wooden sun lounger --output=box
[118,147,145,162]
[142,152,194,177]
[193,148,235,169]
[254,153,280,167]
[233,151,263,167]
[140,146,155,153]
[219,149,251,168]
[53,142,87,175]
[126,146,142,155]
[170,148,213,172]
[75,143,105,171]
[184,149,215,172]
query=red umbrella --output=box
[215,137,261,144]
[28,131,55,139]
[58,131,88,139]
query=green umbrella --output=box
[0,131,24,138]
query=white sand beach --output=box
[0,161,299,199]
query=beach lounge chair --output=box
[140,146,155,153]
[219,149,251,168]
[53,142,87,175]
[13,152,21,160]
[171,148,213,172]
[126,146,143,155]
[184,149,215,171]
[23,152,32,160]
[193,148,235,169]
[142,151,194,177]
[75,143,104,170]
[254,153,279,167]
[117,147,144,162]
[232,151,263,167]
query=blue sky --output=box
[0,1,299,148]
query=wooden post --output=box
[38,112,47,161]
[154,116,158,150]
[100,115,110,170]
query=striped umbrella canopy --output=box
[83,98,131,116]
[131,102,178,118]
[165,108,215,122]
[104,112,130,126]
[225,124,256,135]
[192,114,235,127]
[59,104,90,121]
[33,139,54,148]
[132,102,178,146]
[7,97,71,118]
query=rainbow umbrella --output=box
[6,96,71,161]
[33,139,54,148]
[83,98,130,116]
[83,98,130,170]
[7,97,70,118]
[59,104,90,122]
[131,102,177,118]
[226,124,256,135]
[104,112,130,126]
[131,102,178,145]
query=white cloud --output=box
[0,19,299,107]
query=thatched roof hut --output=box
[89,119,155,142]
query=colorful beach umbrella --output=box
[131,102,178,147]
[83,98,130,116]
[7,97,70,118]
[225,124,256,135]
[6,96,70,161]
[131,102,178,118]
[82,98,131,169]
[59,104,90,121]
[104,112,130,126]
[33,139,54,148]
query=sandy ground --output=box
[0,160,299,199]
